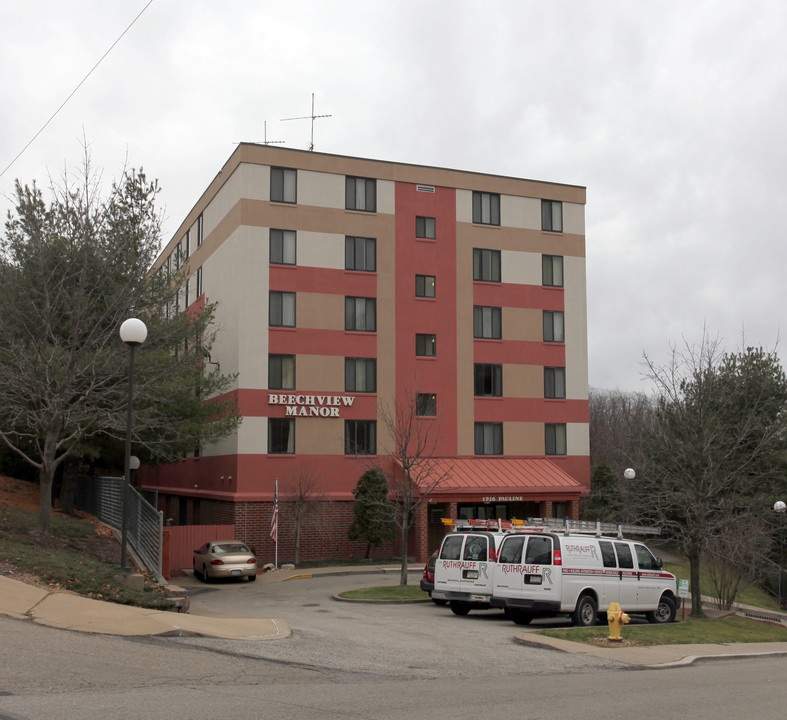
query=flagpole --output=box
[270,479,279,570]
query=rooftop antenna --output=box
[281,93,332,151]
[233,121,284,146]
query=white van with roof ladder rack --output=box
[490,528,677,626]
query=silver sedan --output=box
[193,540,258,582]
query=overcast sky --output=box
[2,0,785,392]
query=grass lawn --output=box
[0,505,173,609]
[537,615,787,646]
[338,585,430,601]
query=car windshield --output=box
[213,544,250,554]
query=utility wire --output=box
[0,0,156,181]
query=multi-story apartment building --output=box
[142,144,589,563]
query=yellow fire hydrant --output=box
[607,601,630,641]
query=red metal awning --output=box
[415,457,583,501]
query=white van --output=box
[490,531,677,626]
[432,520,515,616]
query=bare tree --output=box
[286,464,326,566]
[376,390,451,586]
[635,329,787,617]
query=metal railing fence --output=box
[75,476,163,582]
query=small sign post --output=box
[678,579,689,620]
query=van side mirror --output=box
[656,557,663,569]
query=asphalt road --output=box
[174,570,635,677]
[2,613,786,720]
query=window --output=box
[475,422,503,455]
[195,266,202,297]
[472,191,500,226]
[473,248,501,282]
[184,279,190,307]
[499,536,525,564]
[269,354,295,390]
[268,418,295,454]
[473,306,502,339]
[345,236,376,272]
[345,420,376,455]
[345,176,376,212]
[543,310,564,343]
[463,536,487,561]
[345,358,376,392]
[196,214,203,247]
[525,536,553,565]
[541,199,563,232]
[271,167,297,203]
[545,423,567,456]
[416,333,436,357]
[416,216,436,239]
[544,367,566,399]
[270,291,296,327]
[440,535,463,560]
[542,255,563,287]
[416,393,437,416]
[634,544,660,571]
[614,542,634,569]
[345,297,376,332]
[415,275,436,298]
[184,230,190,259]
[270,229,296,265]
[599,540,617,568]
[474,364,502,397]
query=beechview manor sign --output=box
[268,393,357,417]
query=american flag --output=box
[270,481,278,542]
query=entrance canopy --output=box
[421,457,583,502]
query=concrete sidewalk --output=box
[0,574,289,640]
[3,568,787,668]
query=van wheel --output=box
[646,596,676,624]
[572,595,597,627]
[449,601,471,616]
[432,598,448,606]
[510,609,534,625]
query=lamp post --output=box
[774,500,786,609]
[119,318,147,572]
[623,468,636,481]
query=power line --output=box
[0,0,157,180]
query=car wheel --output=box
[572,595,598,627]
[202,565,212,583]
[449,601,471,616]
[432,598,448,606]
[646,596,676,624]
[510,609,534,625]
[248,573,257,582]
